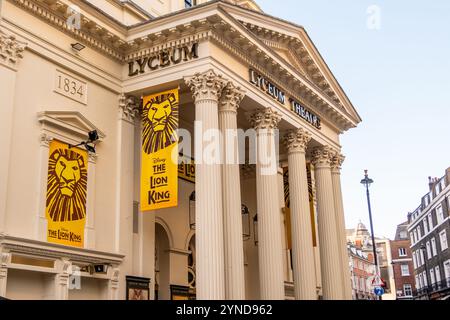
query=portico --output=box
[0,0,360,300]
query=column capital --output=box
[110,267,120,283]
[88,152,98,164]
[284,128,311,154]
[219,82,246,114]
[185,69,228,103]
[312,146,334,168]
[331,153,346,172]
[0,30,26,69]
[118,93,138,123]
[39,133,53,148]
[1,252,10,268]
[247,108,281,130]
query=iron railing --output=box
[413,277,450,298]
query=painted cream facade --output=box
[0,0,361,300]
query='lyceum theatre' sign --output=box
[249,69,321,130]
[128,43,199,77]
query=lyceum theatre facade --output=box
[0,0,361,300]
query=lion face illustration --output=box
[46,148,87,222]
[148,100,173,132]
[54,155,83,197]
[142,93,178,154]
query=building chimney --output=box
[429,176,434,191]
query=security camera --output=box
[93,264,108,274]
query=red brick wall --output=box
[390,240,416,298]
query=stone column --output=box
[284,129,317,300]
[0,252,10,298]
[0,31,25,232]
[331,153,353,300]
[248,108,285,300]
[107,267,120,300]
[219,82,246,300]
[185,70,228,300]
[36,134,53,241]
[312,146,342,300]
[55,259,71,300]
[85,152,98,249]
[114,94,138,298]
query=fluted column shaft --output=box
[0,32,25,233]
[219,83,246,300]
[312,146,343,300]
[284,129,317,300]
[249,108,285,300]
[331,154,353,300]
[185,70,227,300]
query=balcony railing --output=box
[413,278,450,299]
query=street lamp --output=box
[360,170,381,300]
[420,244,430,300]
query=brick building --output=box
[408,168,450,300]
[348,243,376,300]
[391,222,415,300]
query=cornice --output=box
[125,29,211,62]
[240,21,347,112]
[208,28,349,132]
[9,0,127,61]
[0,234,124,265]
[8,0,358,131]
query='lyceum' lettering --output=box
[128,43,199,77]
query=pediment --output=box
[240,22,351,112]
[37,111,106,141]
[219,2,362,125]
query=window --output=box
[431,238,437,256]
[403,284,413,297]
[424,219,429,234]
[184,0,196,8]
[418,226,422,239]
[444,261,450,281]
[415,275,420,289]
[399,248,407,257]
[426,242,432,260]
[420,250,425,266]
[412,251,417,269]
[399,231,408,239]
[435,266,441,283]
[360,278,365,292]
[437,206,444,224]
[418,274,423,288]
[436,183,441,195]
[414,229,418,243]
[424,195,430,207]
[415,250,419,266]
[410,232,414,244]
[440,230,448,251]
[423,271,428,286]
[428,213,434,229]
[430,269,435,284]
[401,264,410,276]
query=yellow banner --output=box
[178,154,195,184]
[46,140,87,248]
[141,89,179,211]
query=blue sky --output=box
[257,0,450,238]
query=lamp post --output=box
[360,170,382,300]
[420,244,430,300]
